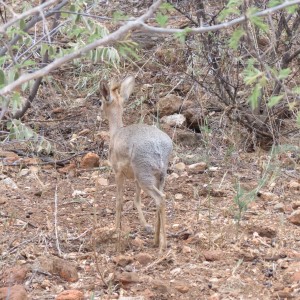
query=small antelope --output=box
[100,76,173,250]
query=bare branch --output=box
[139,0,300,35]
[1,0,300,97]
[0,0,163,96]
[0,0,59,33]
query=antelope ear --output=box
[120,76,135,101]
[100,82,110,102]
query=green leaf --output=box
[268,0,283,7]
[229,27,245,49]
[278,68,291,80]
[268,95,284,107]
[292,86,300,93]
[287,5,298,14]
[174,28,192,43]
[156,12,168,27]
[159,3,173,12]
[218,0,242,20]
[248,7,269,33]
[19,18,26,30]
[0,69,5,87]
[112,11,129,22]
[248,84,261,110]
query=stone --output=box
[157,94,182,117]
[161,114,186,127]
[0,285,28,300]
[80,152,99,169]
[174,162,186,171]
[36,256,78,282]
[19,169,30,177]
[288,180,300,190]
[288,209,300,225]
[258,191,278,201]
[55,290,84,300]
[167,173,179,181]
[274,203,285,212]
[175,130,200,147]
[131,237,145,248]
[175,193,183,200]
[117,272,140,284]
[135,253,152,266]
[188,162,207,174]
[1,178,18,189]
[152,279,169,293]
[173,281,190,293]
[182,106,203,130]
[57,162,77,176]
[292,201,300,209]
[248,225,277,238]
[202,250,224,261]
[113,255,133,267]
[0,197,6,205]
[97,177,109,186]
[1,265,28,285]
[182,246,193,254]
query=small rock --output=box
[288,180,300,190]
[258,191,278,201]
[74,98,86,107]
[175,193,183,200]
[97,177,109,186]
[157,94,182,117]
[135,253,152,266]
[170,267,182,276]
[19,169,30,177]
[209,293,220,300]
[113,255,133,267]
[80,152,99,169]
[161,114,186,127]
[117,272,140,284]
[142,289,155,299]
[152,279,169,293]
[173,281,190,294]
[188,162,207,174]
[248,225,277,238]
[1,178,18,189]
[168,173,179,180]
[131,237,145,248]
[292,201,300,209]
[0,285,28,300]
[174,162,186,171]
[1,265,28,285]
[55,290,84,300]
[274,203,284,212]
[182,246,192,254]
[202,250,224,261]
[0,197,6,205]
[175,130,200,147]
[57,162,77,176]
[36,256,78,282]
[288,209,300,225]
[291,271,300,282]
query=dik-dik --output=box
[100,76,173,251]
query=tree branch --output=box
[0,0,59,33]
[1,0,300,96]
